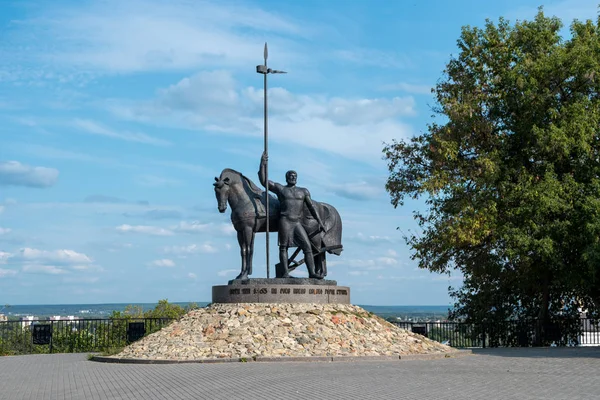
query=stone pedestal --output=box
[228,278,338,286]
[212,278,350,304]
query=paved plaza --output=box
[1,348,599,399]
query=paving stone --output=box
[1,348,600,399]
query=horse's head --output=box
[213,176,231,213]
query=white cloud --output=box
[333,48,412,69]
[187,272,197,279]
[199,243,219,253]
[126,209,183,220]
[158,71,238,113]
[71,264,97,271]
[0,205,4,214]
[0,161,59,188]
[347,260,385,269]
[10,143,128,168]
[22,264,67,275]
[115,222,234,237]
[271,116,413,163]
[172,221,236,236]
[106,73,415,163]
[73,119,170,146]
[84,194,127,204]
[14,248,93,265]
[508,0,598,29]
[7,248,102,274]
[219,224,236,236]
[149,259,176,268]
[217,269,239,277]
[348,232,396,244]
[104,242,134,253]
[136,175,181,187]
[330,257,398,270]
[163,243,218,255]
[0,251,11,264]
[0,268,17,278]
[116,224,174,236]
[330,181,384,201]
[387,275,427,281]
[171,221,211,234]
[152,160,210,175]
[9,0,305,75]
[380,82,433,95]
[62,276,100,284]
[386,249,398,257]
[243,87,416,122]
[324,96,416,124]
[432,274,463,282]
[84,194,151,208]
[377,257,398,266]
[17,201,162,220]
[0,227,11,235]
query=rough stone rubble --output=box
[113,303,456,360]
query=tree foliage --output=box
[109,299,198,320]
[384,8,600,331]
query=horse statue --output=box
[213,168,343,280]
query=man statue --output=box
[259,152,326,279]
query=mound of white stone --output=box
[113,303,456,361]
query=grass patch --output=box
[97,347,125,357]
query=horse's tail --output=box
[320,203,343,255]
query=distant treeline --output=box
[2,303,450,321]
[1,302,209,320]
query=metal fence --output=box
[392,318,600,348]
[1,317,599,355]
[394,321,485,348]
[0,318,174,355]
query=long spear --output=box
[256,42,286,278]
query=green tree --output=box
[109,304,144,319]
[143,299,193,319]
[384,8,600,342]
[109,300,198,320]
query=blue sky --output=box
[0,0,596,306]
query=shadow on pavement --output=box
[471,347,600,358]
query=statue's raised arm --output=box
[258,152,277,192]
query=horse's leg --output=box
[235,229,248,280]
[248,230,255,276]
[314,252,327,277]
[314,253,322,277]
[238,225,254,279]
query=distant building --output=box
[48,315,77,321]
[580,316,600,347]
[20,316,39,328]
[0,314,7,322]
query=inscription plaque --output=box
[32,324,52,345]
[213,283,350,304]
[127,322,146,343]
